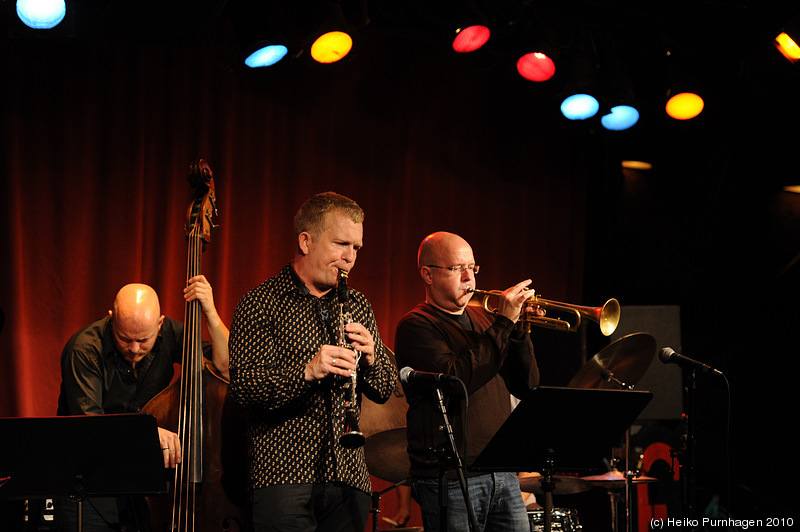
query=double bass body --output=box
[143,365,248,532]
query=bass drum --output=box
[528,508,582,532]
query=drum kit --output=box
[363,332,659,532]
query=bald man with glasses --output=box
[394,231,541,532]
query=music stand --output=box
[0,413,168,531]
[470,386,652,532]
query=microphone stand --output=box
[432,385,479,532]
[671,369,697,530]
[676,369,697,522]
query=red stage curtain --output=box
[1,37,588,418]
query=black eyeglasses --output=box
[426,265,480,275]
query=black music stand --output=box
[0,414,167,531]
[470,386,652,532]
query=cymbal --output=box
[567,332,657,389]
[360,380,408,439]
[364,427,410,484]
[518,473,592,495]
[582,470,658,487]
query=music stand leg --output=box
[432,387,479,532]
[541,456,556,532]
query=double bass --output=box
[143,160,248,532]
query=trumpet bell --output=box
[597,298,620,336]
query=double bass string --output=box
[173,222,204,530]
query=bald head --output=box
[417,232,472,270]
[418,232,477,314]
[112,283,161,323]
[109,284,164,365]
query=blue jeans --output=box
[411,472,530,532]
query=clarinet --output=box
[337,269,365,448]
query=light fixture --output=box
[665,92,704,120]
[8,0,74,37]
[311,31,352,63]
[231,2,299,69]
[309,1,353,64]
[453,24,490,53]
[517,53,556,81]
[601,106,640,130]
[561,94,600,120]
[451,1,490,53]
[600,61,639,130]
[244,43,289,68]
[661,49,705,120]
[516,48,556,82]
[774,15,800,63]
[508,16,557,82]
[622,160,653,170]
[559,49,600,120]
[16,0,66,29]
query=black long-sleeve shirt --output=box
[394,302,540,478]
[57,315,209,416]
[228,263,397,494]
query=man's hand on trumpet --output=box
[497,279,545,323]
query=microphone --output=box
[399,366,458,385]
[659,347,723,376]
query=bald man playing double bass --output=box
[56,276,230,532]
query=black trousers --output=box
[251,483,370,532]
[58,497,149,532]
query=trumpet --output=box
[337,269,365,449]
[466,287,620,336]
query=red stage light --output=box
[516,52,556,82]
[452,25,490,53]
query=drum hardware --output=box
[518,473,592,496]
[582,468,658,532]
[567,333,657,390]
[368,477,411,532]
[582,469,657,487]
[528,507,583,532]
[568,333,658,532]
[363,428,413,532]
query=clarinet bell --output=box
[340,406,365,448]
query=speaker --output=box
[610,305,683,420]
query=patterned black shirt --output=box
[228,263,397,494]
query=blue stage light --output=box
[16,0,66,29]
[601,105,640,131]
[244,45,289,68]
[560,94,599,120]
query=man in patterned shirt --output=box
[229,191,397,532]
